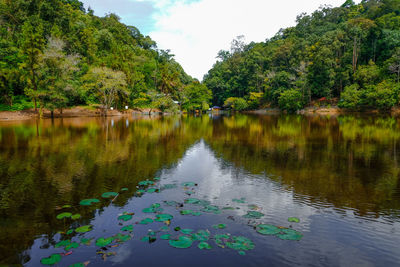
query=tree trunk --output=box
[352,36,357,73]
[50,110,54,118]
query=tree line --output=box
[0,0,211,115]
[203,0,400,112]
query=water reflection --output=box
[0,114,399,265]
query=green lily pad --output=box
[288,217,300,223]
[201,205,221,214]
[198,242,212,250]
[80,238,92,245]
[155,214,173,222]
[154,177,161,181]
[160,226,169,231]
[276,228,303,241]
[141,235,156,243]
[147,188,158,193]
[160,184,178,190]
[138,180,154,186]
[169,236,193,249]
[192,230,210,241]
[232,198,246,203]
[121,225,134,232]
[160,234,171,240]
[66,229,74,235]
[180,228,193,234]
[69,263,86,267]
[238,251,246,256]
[137,189,146,194]
[102,192,118,198]
[212,224,227,229]
[71,214,81,220]
[180,209,201,216]
[55,240,71,248]
[181,182,197,187]
[222,207,236,210]
[164,200,179,206]
[96,237,114,247]
[56,212,72,220]
[139,218,154,225]
[142,203,163,213]
[114,233,131,242]
[185,198,210,206]
[256,224,280,235]
[79,199,100,206]
[118,214,133,221]
[243,211,264,219]
[214,234,230,247]
[226,236,255,251]
[62,205,72,208]
[248,204,261,210]
[41,254,61,265]
[121,188,129,191]
[65,242,79,251]
[75,225,92,233]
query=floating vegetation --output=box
[118,214,133,221]
[66,229,74,235]
[79,199,100,206]
[142,203,163,213]
[180,209,202,216]
[141,235,156,243]
[114,233,132,242]
[80,238,92,245]
[180,229,194,234]
[155,214,173,222]
[201,205,221,214]
[222,207,236,210]
[95,237,114,247]
[288,217,300,223]
[55,240,71,248]
[256,224,280,235]
[212,224,227,229]
[101,192,118,198]
[248,204,261,211]
[56,212,72,220]
[276,228,303,241]
[214,234,230,248]
[192,230,210,242]
[181,182,197,187]
[164,200,180,206]
[154,177,161,181]
[139,218,154,225]
[185,198,210,206]
[138,180,154,186]
[65,242,80,251]
[40,253,61,265]
[120,225,134,232]
[169,236,193,249]
[198,242,212,250]
[160,184,178,191]
[243,211,264,219]
[121,188,129,191]
[226,236,255,252]
[75,225,92,233]
[71,214,81,220]
[160,234,171,240]
[147,188,158,193]
[232,198,246,204]
[62,205,72,208]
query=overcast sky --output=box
[80,0,360,80]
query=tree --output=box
[82,67,128,115]
[181,81,212,112]
[388,48,400,84]
[278,89,303,113]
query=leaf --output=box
[238,251,246,256]
[288,217,300,223]
[120,225,134,232]
[212,224,227,229]
[80,238,92,245]
[62,205,72,208]
[169,236,193,249]
[154,177,161,181]
[40,254,61,265]
[181,182,197,187]
[69,263,86,267]
[232,198,246,203]
[139,218,154,225]
[79,199,100,206]
[55,240,71,248]
[96,237,114,247]
[180,209,201,216]
[256,224,280,235]
[65,242,79,251]
[226,236,255,251]
[160,234,171,240]
[66,229,74,235]
[276,228,303,241]
[56,212,72,220]
[138,180,154,186]
[198,242,212,250]
[71,214,81,220]
[163,200,179,206]
[118,214,133,221]
[114,233,131,242]
[121,188,129,191]
[146,188,157,193]
[243,211,264,219]
[155,214,173,222]
[180,229,193,234]
[201,205,221,214]
[75,225,93,233]
[142,203,163,213]
[101,192,118,198]
[191,230,210,241]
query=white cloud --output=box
[149,0,359,80]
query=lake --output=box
[0,114,399,266]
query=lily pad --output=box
[137,189,146,194]
[181,182,197,187]
[120,225,134,232]
[288,217,300,223]
[118,214,133,221]
[154,177,161,181]
[62,205,72,208]
[243,211,264,219]
[138,180,154,186]
[160,184,177,190]
[80,238,92,245]
[238,251,246,256]
[71,214,81,220]
[41,254,61,265]
[276,228,303,241]
[212,224,227,229]
[75,225,93,233]
[163,200,179,206]
[160,234,171,240]
[155,214,173,222]
[147,188,158,193]
[56,212,72,220]
[142,203,163,213]
[79,199,100,206]
[66,229,74,235]
[169,236,193,249]
[65,242,79,251]
[198,242,212,250]
[226,236,255,251]
[160,226,169,231]
[55,240,71,248]
[256,224,280,235]
[121,188,129,191]
[180,210,201,216]
[180,228,193,234]
[95,237,114,247]
[69,264,86,267]
[248,204,261,210]
[222,207,236,210]
[114,233,131,242]
[101,192,118,198]
[185,198,210,206]
[201,205,221,214]
[232,198,246,204]
[214,234,230,247]
[139,218,154,225]
[192,230,210,241]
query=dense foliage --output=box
[203,0,400,112]
[0,0,205,113]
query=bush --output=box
[154,95,179,113]
[278,89,303,113]
[223,97,248,111]
[364,81,399,110]
[247,92,263,109]
[0,96,34,111]
[338,84,362,109]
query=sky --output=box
[80,0,359,80]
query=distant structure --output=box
[211,106,221,111]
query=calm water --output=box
[0,114,399,266]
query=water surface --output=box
[0,114,399,266]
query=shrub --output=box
[364,81,399,110]
[278,89,303,113]
[223,97,248,111]
[338,84,362,109]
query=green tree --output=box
[181,81,212,112]
[278,89,303,113]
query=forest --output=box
[0,0,211,115]
[204,0,400,112]
[0,0,400,114]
